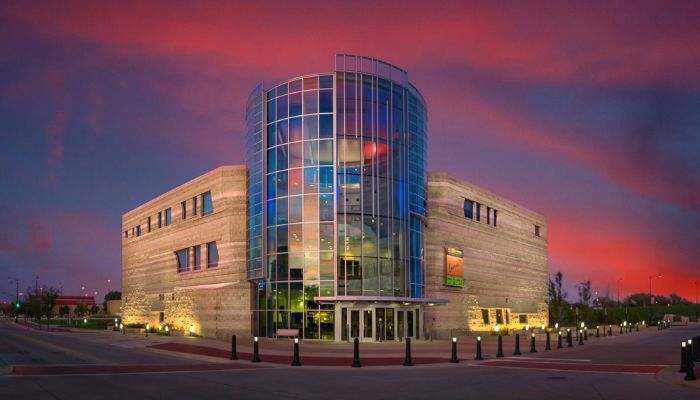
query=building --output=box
[121,166,250,337]
[52,296,97,316]
[121,54,548,341]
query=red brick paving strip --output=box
[149,342,447,366]
[481,360,665,374]
[11,363,265,375]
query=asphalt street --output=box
[1,319,698,400]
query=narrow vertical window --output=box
[486,207,491,225]
[181,201,187,220]
[207,242,219,268]
[534,225,540,237]
[136,226,141,237]
[132,227,135,236]
[193,245,201,270]
[202,191,213,215]
[193,196,198,216]
[158,211,162,228]
[124,230,128,238]
[176,248,189,273]
[494,209,498,227]
[165,208,172,226]
[463,199,474,220]
[476,203,481,222]
[147,216,151,232]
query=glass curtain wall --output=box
[264,75,336,340]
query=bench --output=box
[276,328,300,339]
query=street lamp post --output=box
[649,274,662,307]
[694,281,698,319]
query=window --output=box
[464,199,474,219]
[476,203,481,222]
[136,226,141,237]
[158,211,162,228]
[132,227,135,236]
[207,242,219,268]
[193,245,201,271]
[493,209,498,227]
[535,225,540,237]
[124,230,128,238]
[165,208,172,226]
[176,248,189,273]
[519,314,528,324]
[181,201,187,220]
[202,191,213,216]
[496,309,503,324]
[147,216,151,232]
[193,196,198,216]
[486,207,491,225]
[481,309,490,324]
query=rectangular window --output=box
[147,216,151,232]
[202,191,213,216]
[132,227,135,236]
[181,201,186,220]
[519,314,528,324]
[193,196,198,216]
[464,199,474,219]
[476,203,481,222]
[176,248,189,273]
[535,225,540,237]
[165,208,172,226]
[496,309,503,324]
[193,245,201,271]
[136,226,141,237]
[494,209,498,227]
[481,309,490,325]
[124,230,128,238]
[207,242,219,268]
[158,211,162,228]
[486,207,491,225]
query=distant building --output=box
[53,296,96,315]
[121,55,548,340]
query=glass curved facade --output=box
[247,55,428,340]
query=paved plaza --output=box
[1,319,698,399]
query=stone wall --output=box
[424,173,549,338]
[121,166,251,338]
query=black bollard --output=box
[450,337,459,363]
[513,334,522,356]
[680,342,688,373]
[584,329,588,341]
[578,330,585,346]
[403,337,413,366]
[567,329,573,348]
[545,331,551,351]
[230,335,238,360]
[252,337,261,363]
[557,331,563,349]
[475,336,484,360]
[636,323,639,332]
[685,343,697,381]
[352,338,361,368]
[603,325,606,337]
[530,333,537,353]
[619,325,623,335]
[291,338,301,366]
[596,326,600,338]
[695,336,700,361]
[608,325,613,336]
[496,335,504,358]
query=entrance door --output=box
[397,311,404,340]
[350,310,360,339]
[375,308,385,341]
[363,309,373,340]
[341,308,348,341]
[406,310,414,338]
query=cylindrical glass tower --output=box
[247,54,428,341]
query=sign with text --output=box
[445,248,464,287]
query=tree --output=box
[577,280,592,307]
[38,287,60,330]
[669,293,691,305]
[58,305,70,317]
[103,291,122,310]
[548,271,568,324]
[75,303,88,317]
[90,304,100,314]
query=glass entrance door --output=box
[350,310,360,338]
[363,309,373,340]
[397,310,404,340]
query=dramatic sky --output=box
[2,1,699,303]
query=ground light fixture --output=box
[555,323,559,329]
[525,325,529,331]
[189,324,195,336]
[83,318,87,324]
[494,325,500,333]
[165,325,169,333]
[541,324,545,330]
[581,322,585,328]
